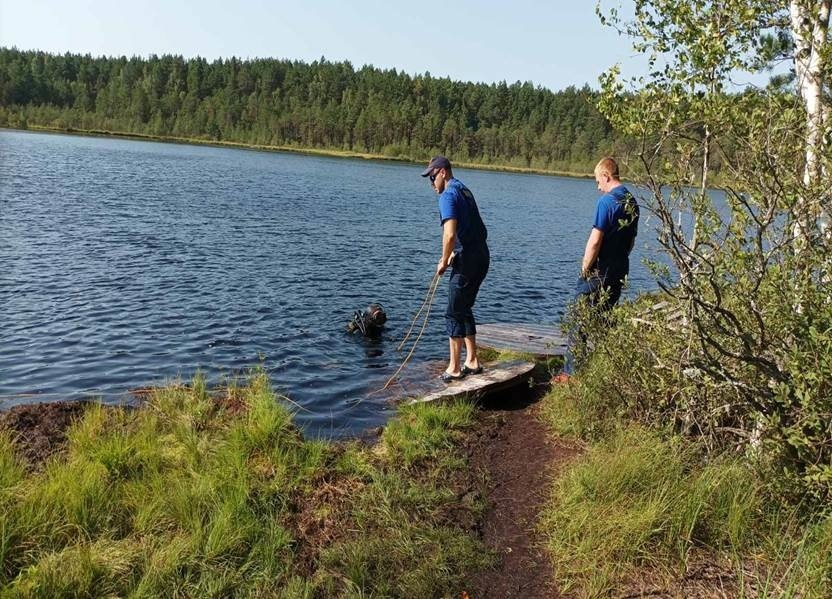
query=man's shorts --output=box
[445,254,489,338]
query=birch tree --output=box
[789,0,830,241]
[596,0,832,502]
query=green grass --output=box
[535,295,832,597]
[381,401,476,468]
[754,510,832,598]
[538,391,831,597]
[540,372,619,441]
[539,426,765,596]
[0,372,489,597]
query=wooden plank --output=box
[629,302,686,329]
[477,323,567,356]
[404,359,535,405]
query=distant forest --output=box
[0,48,617,172]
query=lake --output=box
[0,130,659,437]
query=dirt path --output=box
[466,384,580,599]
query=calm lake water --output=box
[0,130,659,436]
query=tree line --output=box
[0,48,616,172]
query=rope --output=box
[381,272,443,390]
[397,272,440,351]
[276,393,316,414]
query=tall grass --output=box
[0,373,488,597]
[755,512,832,598]
[381,401,476,468]
[539,332,832,597]
[540,426,764,596]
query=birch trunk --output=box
[790,0,830,244]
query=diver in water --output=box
[347,303,387,337]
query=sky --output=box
[0,0,651,92]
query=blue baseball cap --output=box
[421,155,451,177]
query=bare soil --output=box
[463,382,580,599]
[0,400,89,468]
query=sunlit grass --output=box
[539,383,831,597]
[0,372,488,597]
[381,401,476,468]
[539,426,766,596]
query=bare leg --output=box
[446,337,463,376]
[463,335,480,369]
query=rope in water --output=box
[381,271,443,390]
[342,272,442,410]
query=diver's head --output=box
[366,303,387,327]
[347,302,387,337]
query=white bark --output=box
[815,1,831,240]
[789,0,830,242]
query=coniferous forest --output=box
[0,48,615,172]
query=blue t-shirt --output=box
[592,184,639,281]
[438,178,488,256]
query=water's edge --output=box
[3,125,595,180]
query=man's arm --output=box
[437,218,457,275]
[581,227,604,278]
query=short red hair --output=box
[594,157,620,180]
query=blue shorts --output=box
[445,254,489,338]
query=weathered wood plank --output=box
[477,323,567,356]
[404,359,535,405]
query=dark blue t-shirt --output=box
[438,178,488,256]
[592,184,639,282]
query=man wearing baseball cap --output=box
[421,156,490,382]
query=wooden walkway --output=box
[403,360,535,405]
[476,323,567,357]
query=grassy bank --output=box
[5,125,594,180]
[538,417,831,597]
[0,372,489,597]
[536,301,832,598]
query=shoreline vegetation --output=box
[1,344,829,597]
[5,124,594,180]
[0,372,491,597]
[534,295,832,597]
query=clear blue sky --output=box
[0,0,650,92]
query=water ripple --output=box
[0,130,662,437]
